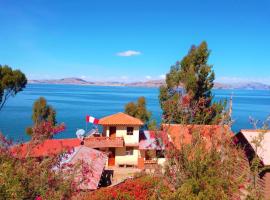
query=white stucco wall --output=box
[104,125,140,146]
[115,147,139,166]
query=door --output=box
[109,126,116,138]
[108,148,115,166]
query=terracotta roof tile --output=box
[98,112,144,126]
[12,138,81,158]
[162,124,233,150]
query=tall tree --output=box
[26,97,59,139]
[0,65,27,111]
[159,41,226,124]
[124,97,156,129]
[31,97,56,125]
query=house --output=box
[82,112,166,169]
[12,139,108,190]
[96,112,143,167]
[235,129,270,199]
[96,112,166,168]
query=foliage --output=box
[83,175,171,200]
[32,97,56,125]
[245,117,270,200]
[0,64,27,111]
[0,133,76,200]
[163,128,244,200]
[31,121,66,142]
[124,96,156,129]
[26,97,59,139]
[159,42,227,124]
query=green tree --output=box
[124,97,157,129]
[159,42,226,124]
[163,128,244,200]
[32,97,56,125]
[0,65,27,111]
[0,133,82,200]
[26,97,57,137]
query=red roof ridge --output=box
[98,112,143,125]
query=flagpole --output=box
[85,116,88,132]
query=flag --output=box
[86,115,99,124]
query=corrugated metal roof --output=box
[139,130,167,150]
[64,146,107,190]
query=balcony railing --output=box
[84,137,124,148]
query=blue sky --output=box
[0,0,270,83]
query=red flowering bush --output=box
[0,132,81,200]
[82,175,171,200]
[31,121,66,141]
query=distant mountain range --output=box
[28,78,270,90]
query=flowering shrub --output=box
[0,132,87,200]
[31,121,66,141]
[164,129,245,200]
[83,175,171,200]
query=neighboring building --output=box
[12,138,81,158]
[12,139,108,190]
[60,146,107,190]
[162,124,233,150]
[235,130,270,199]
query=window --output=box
[126,147,134,155]
[127,127,134,135]
[156,150,165,158]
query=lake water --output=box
[0,84,269,141]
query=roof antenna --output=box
[76,129,86,145]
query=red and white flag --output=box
[86,115,99,124]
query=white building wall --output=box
[115,147,139,166]
[102,125,141,167]
[104,125,140,146]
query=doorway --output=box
[109,126,116,138]
[108,148,115,166]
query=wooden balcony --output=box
[84,137,124,148]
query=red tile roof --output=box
[12,138,81,158]
[98,112,144,126]
[162,124,233,150]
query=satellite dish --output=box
[76,129,86,140]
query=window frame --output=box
[126,127,134,135]
[125,147,134,155]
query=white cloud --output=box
[159,74,166,80]
[145,75,152,80]
[116,50,141,57]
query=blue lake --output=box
[0,84,270,141]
